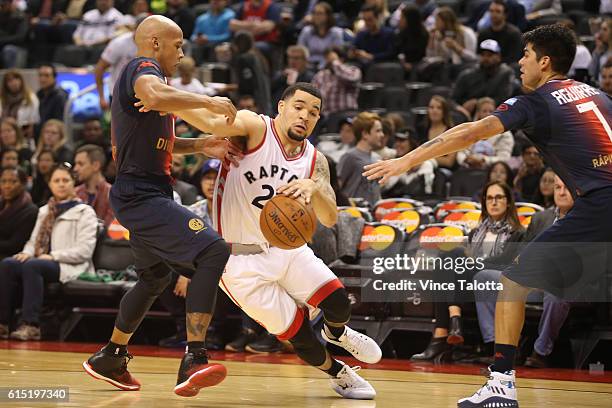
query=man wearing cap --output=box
[451,39,515,116]
[477,0,523,65]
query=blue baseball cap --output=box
[200,159,221,176]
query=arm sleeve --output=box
[331,61,362,83]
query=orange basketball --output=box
[259,195,317,250]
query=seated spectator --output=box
[164,0,195,40]
[513,143,544,202]
[0,147,18,169]
[415,95,457,170]
[473,174,572,367]
[118,0,150,28]
[191,0,235,62]
[0,163,97,341]
[412,181,524,361]
[351,4,396,66]
[477,0,522,65]
[171,154,198,205]
[229,31,272,115]
[74,144,113,227]
[472,161,521,201]
[297,2,345,69]
[317,117,355,163]
[468,0,527,32]
[394,5,429,77]
[338,111,383,206]
[590,18,612,86]
[170,56,215,96]
[72,0,124,47]
[272,45,316,104]
[36,65,68,129]
[452,39,514,115]
[0,0,28,69]
[458,97,514,169]
[374,117,397,160]
[426,7,477,67]
[312,46,362,115]
[561,19,592,81]
[532,167,555,208]
[0,69,40,141]
[0,167,38,260]
[525,0,562,22]
[353,0,390,31]
[601,59,612,96]
[78,117,109,150]
[1,118,32,171]
[33,119,73,165]
[230,0,282,56]
[28,0,93,49]
[95,14,143,111]
[389,0,437,27]
[381,127,437,197]
[30,149,55,206]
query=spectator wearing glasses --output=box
[33,119,73,165]
[412,181,524,361]
[0,163,97,341]
[0,167,38,260]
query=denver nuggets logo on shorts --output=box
[188,218,206,232]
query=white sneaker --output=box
[330,363,376,400]
[457,368,519,408]
[322,326,382,364]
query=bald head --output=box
[134,15,182,52]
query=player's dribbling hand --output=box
[277,179,317,205]
[206,96,237,125]
[362,158,409,185]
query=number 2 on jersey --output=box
[252,184,275,209]
[577,101,612,142]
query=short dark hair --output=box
[490,0,507,13]
[1,166,27,184]
[281,83,323,110]
[522,24,576,75]
[361,4,380,17]
[38,64,57,78]
[76,144,106,168]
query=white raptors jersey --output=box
[213,115,317,246]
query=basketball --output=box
[260,194,317,249]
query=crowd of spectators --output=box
[0,0,610,365]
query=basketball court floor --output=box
[1,341,611,407]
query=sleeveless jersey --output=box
[213,115,317,246]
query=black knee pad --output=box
[194,239,230,279]
[318,288,351,324]
[288,317,327,367]
[141,264,173,296]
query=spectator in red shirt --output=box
[73,144,113,227]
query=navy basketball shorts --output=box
[110,178,222,274]
[503,186,612,301]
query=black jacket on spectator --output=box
[394,26,429,64]
[452,63,515,105]
[37,86,68,124]
[234,52,272,115]
[0,7,28,50]
[0,194,37,259]
[477,23,523,65]
[30,177,52,207]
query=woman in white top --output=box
[426,7,477,66]
[0,70,39,141]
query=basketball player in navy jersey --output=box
[82,15,242,397]
[364,24,612,407]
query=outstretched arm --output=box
[277,151,338,228]
[134,75,237,121]
[363,116,505,184]
[172,135,243,165]
[173,108,264,139]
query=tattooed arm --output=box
[277,151,338,228]
[363,115,504,184]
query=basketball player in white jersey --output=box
[144,83,382,399]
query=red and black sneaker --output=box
[173,349,227,397]
[83,350,141,391]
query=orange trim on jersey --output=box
[309,149,317,178]
[307,279,344,308]
[276,306,305,341]
[244,115,268,155]
[270,117,307,161]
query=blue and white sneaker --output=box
[458,367,519,408]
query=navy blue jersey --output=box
[111,57,175,182]
[493,79,612,198]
